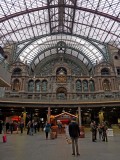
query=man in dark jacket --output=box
[69,117,80,156]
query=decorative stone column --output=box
[21,78,24,91]
[99,78,101,90]
[112,78,116,90]
[78,106,82,126]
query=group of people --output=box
[0,119,45,135]
[26,120,51,139]
[0,117,110,157]
[90,121,108,142]
[67,119,109,156]
[43,118,80,156]
[26,120,45,135]
[0,120,24,134]
[6,121,24,134]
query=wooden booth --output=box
[50,112,78,134]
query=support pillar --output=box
[47,107,51,123]
[78,106,82,126]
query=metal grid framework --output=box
[0,0,120,64]
[17,34,106,69]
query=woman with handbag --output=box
[44,122,51,139]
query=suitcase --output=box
[3,134,7,143]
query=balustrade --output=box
[3,91,120,102]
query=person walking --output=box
[69,117,80,156]
[6,122,10,134]
[98,123,103,140]
[30,120,34,135]
[19,121,24,134]
[37,121,40,132]
[9,121,14,134]
[44,122,51,139]
[27,120,31,135]
[102,122,108,142]
[34,121,38,133]
[90,121,97,142]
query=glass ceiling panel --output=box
[0,0,119,50]
[0,54,4,63]
[51,0,58,5]
[71,50,78,57]
[77,0,120,16]
[34,58,39,65]
[83,58,88,65]
[30,46,93,71]
[51,49,56,55]
[78,54,84,60]
[73,9,120,46]
[45,50,51,57]
[18,34,106,66]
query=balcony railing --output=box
[2,91,120,103]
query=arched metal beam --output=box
[30,46,94,71]
[0,4,119,23]
[0,20,118,40]
[15,33,108,63]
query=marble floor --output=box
[0,129,120,160]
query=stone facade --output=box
[4,45,120,101]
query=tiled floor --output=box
[0,130,120,160]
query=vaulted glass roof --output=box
[17,34,106,67]
[0,0,120,65]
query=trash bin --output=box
[80,126,85,138]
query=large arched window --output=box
[28,80,34,92]
[89,80,95,92]
[83,80,88,92]
[12,68,22,76]
[35,80,40,92]
[42,80,47,92]
[56,87,67,100]
[76,80,82,92]
[103,79,111,91]
[12,79,20,91]
[101,68,110,75]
